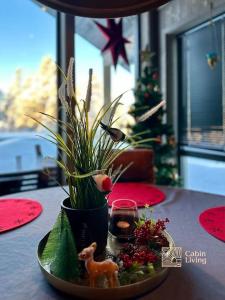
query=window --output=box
[0,0,57,176]
[0,7,138,194]
[110,16,136,132]
[75,17,104,123]
[111,65,135,132]
[178,15,225,151]
[75,16,137,132]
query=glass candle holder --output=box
[109,199,138,242]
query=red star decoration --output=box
[95,19,130,69]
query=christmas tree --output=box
[128,53,180,186]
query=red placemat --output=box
[107,182,165,207]
[0,198,42,233]
[199,206,225,242]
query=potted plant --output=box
[32,58,164,255]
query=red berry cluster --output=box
[154,218,169,235]
[134,218,169,245]
[118,244,157,269]
[118,218,169,270]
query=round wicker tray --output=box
[37,231,175,299]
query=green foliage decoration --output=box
[40,210,80,281]
[30,57,157,209]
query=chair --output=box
[112,148,154,183]
[0,167,58,196]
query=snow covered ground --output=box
[0,132,57,174]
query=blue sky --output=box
[0,0,134,108]
[0,0,55,89]
[0,0,103,91]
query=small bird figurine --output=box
[100,122,126,142]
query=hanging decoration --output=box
[206,52,219,69]
[206,1,219,69]
[95,19,130,69]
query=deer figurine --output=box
[78,242,119,288]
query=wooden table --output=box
[0,186,225,300]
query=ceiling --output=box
[33,1,136,67]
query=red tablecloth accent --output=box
[199,206,225,242]
[0,198,42,233]
[107,182,165,207]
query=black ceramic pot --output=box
[61,198,108,256]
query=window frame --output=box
[177,13,225,161]
[56,13,141,184]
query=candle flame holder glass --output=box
[109,199,139,242]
